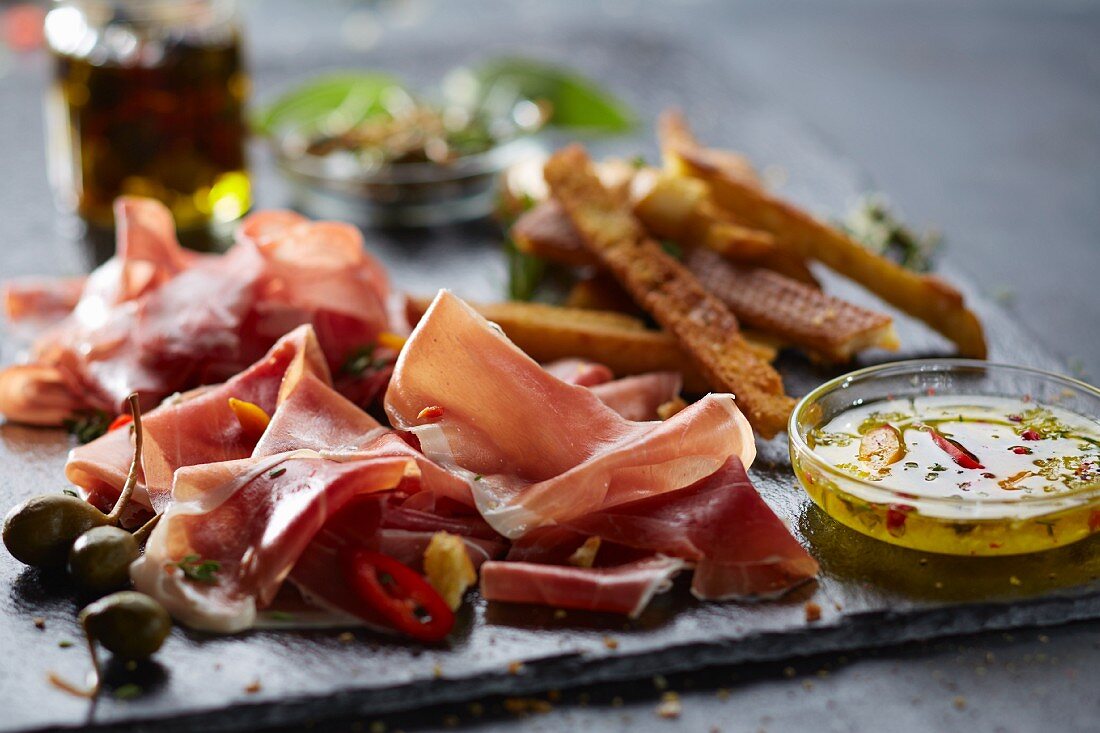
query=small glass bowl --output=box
[272,134,543,227]
[789,360,1100,556]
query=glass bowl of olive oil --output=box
[789,360,1100,556]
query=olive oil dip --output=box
[796,394,1100,556]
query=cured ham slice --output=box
[66,325,330,513]
[0,363,83,426]
[480,556,685,618]
[588,372,682,421]
[238,211,394,370]
[385,291,755,539]
[131,450,419,632]
[0,197,394,425]
[542,358,614,387]
[3,276,86,325]
[543,359,682,420]
[508,458,818,600]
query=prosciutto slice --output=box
[0,197,394,425]
[130,450,419,632]
[507,458,819,600]
[588,372,682,421]
[542,358,614,387]
[66,325,330,514]
[385,291,755,539]
[544,359,682,421]
[480,556,685,618]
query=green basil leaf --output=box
[252,72,405,137]
[469,57,636,133]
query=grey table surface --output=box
[1,0,1098,731]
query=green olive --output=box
[2,494,109,569]
[80,591,171,660]
[68,526,139,594]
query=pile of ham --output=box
[62,289,816,634]
[2,198,817,635]
[0,197,397,426]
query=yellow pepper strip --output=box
[377,331,407,352]
[423,531,476,611]
[228,398,270,439]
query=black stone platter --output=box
[1,25,1096,733]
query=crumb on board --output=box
[432,663,443,678]
[953,695,967,710]
[655,691,682,719]
[503,697,553,715]
[603,636,619,650]
[804,601,822,623]
[33,617,45,630]
[244,680,262,694]
[507,660,524,675]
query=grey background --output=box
[0,0,1097,731]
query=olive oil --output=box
[45,2,251,231]
[796,395,1100,556]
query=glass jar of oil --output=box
[44,0,251,232]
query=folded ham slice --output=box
[588,372,682,421]
[66,325,330,514]
[385,291,756,540]
[131,450,419,632]
[542,358,615,387]
[506,457,819,600]
[480,556,685,618]
[0,197,395,425]
[543,359,682,420]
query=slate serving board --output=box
[1,25,1097,733]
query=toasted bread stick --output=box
[516,199,896,362]
[544,144,794,437]
[660,111,987,358]
[684,247,899,362]
[658,109,761,186]
[632,174,819,286]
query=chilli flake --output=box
[417,405,445,421]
